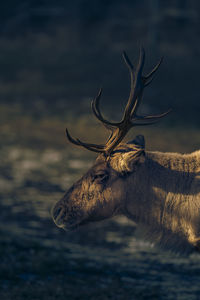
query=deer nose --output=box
[52,204,65,226]
[53,206,62,220]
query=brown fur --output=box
[52,135,200,254]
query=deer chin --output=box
[54,219,80,231]
[59,216,89,231]
[62,214,108,231]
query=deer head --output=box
[52,49,169,230]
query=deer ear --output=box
[127,134,145,148]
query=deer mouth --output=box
[53,214,82,230]
[52,203,86,230]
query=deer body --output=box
[52,50,200,253]
[123,148,200,253]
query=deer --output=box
[52,49,200,254]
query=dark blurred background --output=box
[0,0,200,123]
[1,2,200,300]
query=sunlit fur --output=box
[52,135,200,254]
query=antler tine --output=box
[122,51,134,73]
[66,128,104,153]
[131,109,172,126]
[129,53,164,119]
[134,109,172,122]
[76,139,104,153]
[91,88,121,129]
[144,56,163,87]
[66,128,81,146]
[137,47,146,77]
[122,48,146,121]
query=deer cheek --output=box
[111,180,126,204]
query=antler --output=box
[66,48,170,155]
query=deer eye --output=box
[93,171,109,184]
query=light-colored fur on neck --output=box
[124,150,200,254]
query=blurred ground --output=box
[1,104,200,300]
